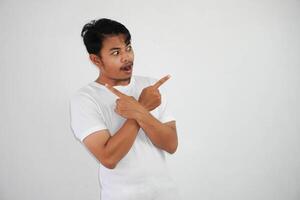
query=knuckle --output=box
[154,93,160,98]
[144,88,151,92]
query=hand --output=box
[105,84,148,119]
[138,75,171,111]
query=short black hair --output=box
[81,18,131,55]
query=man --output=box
[70,18,180,200]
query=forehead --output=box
[101,34,129,50]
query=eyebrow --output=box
[109,43,131,52]
[109,47,120,52]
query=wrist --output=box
[138,100,149,111]
[135,108,150,123]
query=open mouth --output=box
[120,64,132,72]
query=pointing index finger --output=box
[153,75,171,89]
[105,84,126,98]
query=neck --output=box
[95,75,131,86]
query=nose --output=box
[121,52,130,63]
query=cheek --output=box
[104,59,122,70]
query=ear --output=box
[89,54,103,68]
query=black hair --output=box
[81,18,131,55]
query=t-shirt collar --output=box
[90,75,135,92]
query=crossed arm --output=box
[83,75,178,169]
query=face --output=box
[91,34,134,86]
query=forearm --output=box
[135,112,177,154]
[104,119,140,168]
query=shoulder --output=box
[70,84,97,106]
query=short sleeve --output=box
[69,93,107,142]
[158,86,176,123]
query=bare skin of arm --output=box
[136,115,177,154]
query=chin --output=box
[117,76,131,81]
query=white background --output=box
[1,0,299,199]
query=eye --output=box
[126,45,132,51]
[111,51,119,56]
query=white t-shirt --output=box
[69,75,180,200]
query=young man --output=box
[70,18,180,200]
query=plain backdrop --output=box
[1,0,299,199]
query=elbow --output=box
[168,147,177,154]
[166,130,178,154]
[166,142,178,154]
[107,165,116,169]
[101,157,118,169]
[102,160,117,169]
